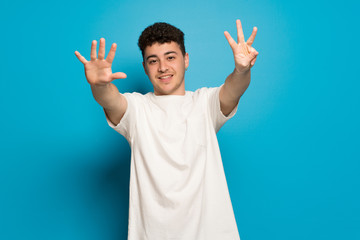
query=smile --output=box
[158,74,173,80]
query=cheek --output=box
[147,66,157,77]
[172,61,185,71]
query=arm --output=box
[219,19,259,116]
[75,38,127,125]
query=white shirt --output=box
[105,86,240,240]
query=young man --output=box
[75,19,258,240]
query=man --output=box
[75,19,258,240]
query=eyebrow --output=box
[146,51,178,61]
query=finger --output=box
[243,44,251,56]
[224,31,237,49]
[90,40,97,60]
[250,50,259,66]
[249,50,257,61]
[247,27,257,46]
[249,46,258,54]
[98,38,105,60]
[111,72,127,81]
[236,19,245,43]
[106,43,117,64]
[74,51,88,64]
[251,56,257,66]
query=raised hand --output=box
[74,38,127,86]
[224,19,259,73]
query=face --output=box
[143,41,189,96]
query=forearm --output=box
[222,68,251,103]
[219,68,251,116]
[90,83,122,109]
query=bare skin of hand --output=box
[224,19,259,73]
[74,38,127,86]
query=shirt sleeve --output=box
[206,85,238,133]
[104,92,137,142]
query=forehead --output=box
[144,41,182,58]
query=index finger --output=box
[224,31,237,49]
[90,40,97,60]
[236,19,245,43]
[106,43,117,64]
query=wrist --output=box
[233,67,250,76]
[228,67,251,85]
[90,82,111,88]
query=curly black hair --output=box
[138,22,186,59]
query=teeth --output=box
[159,75,172,79]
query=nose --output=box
[158,60,168,73]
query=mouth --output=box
[158,74,173,83]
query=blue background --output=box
[1,0,359,239]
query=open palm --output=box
[75,38,126,86]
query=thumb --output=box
[111,72,127,80]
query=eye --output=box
[167,56,175,60]
[148,59,157,64]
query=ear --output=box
[142,61,148,76]
[184,52,189,69]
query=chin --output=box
[152,78,185,95]
[155,88,174,96]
